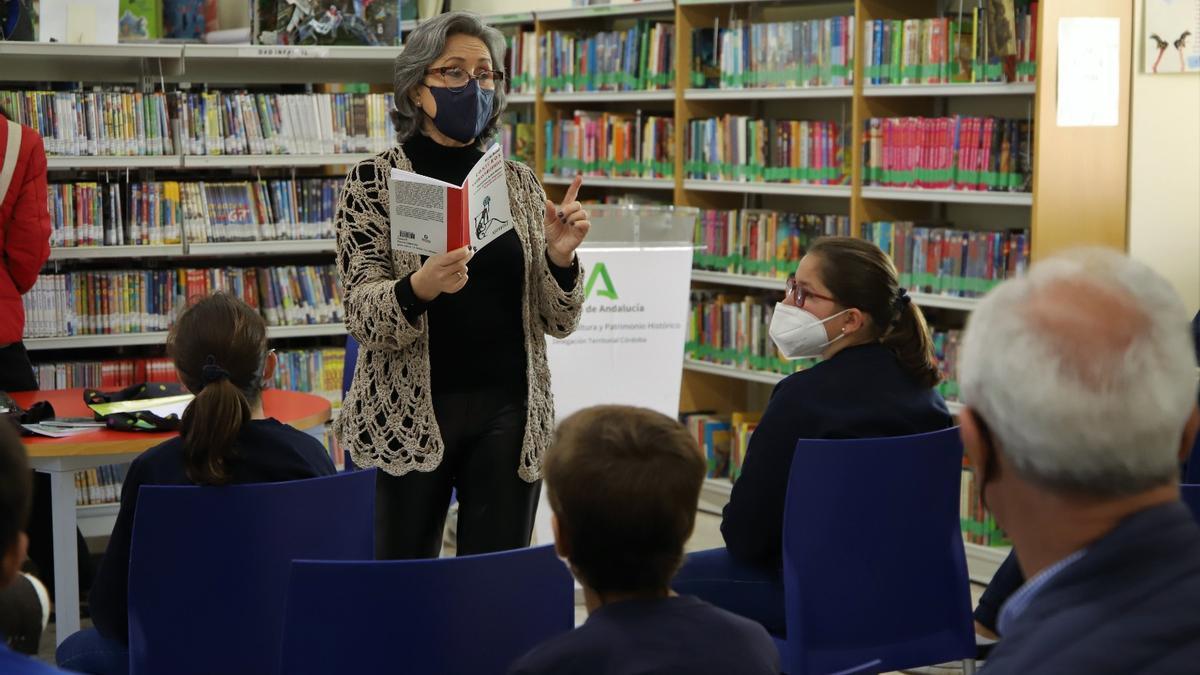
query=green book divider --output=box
[1017,61,1037,77]
[902,64,922,80]
[691,72,706,87]
[830,64,849,78]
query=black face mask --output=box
[425,80,494,144]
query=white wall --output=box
[1128,5,1200,316]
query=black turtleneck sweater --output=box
[393,133,575,401]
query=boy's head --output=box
[545,405,706,595]
[0,422,31,589]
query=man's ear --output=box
[1180,405,1199,465]
[0,532,28,589]
[551,513,569,560]
[960,407,992,488]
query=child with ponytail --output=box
[673,237,953,636]
[60,293,334,671]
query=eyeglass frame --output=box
[784,276,837,309]
[424,66,507,88]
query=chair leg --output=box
[962,659,977,675]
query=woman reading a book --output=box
[334,11,589,560]
[55,293,336,674]
[673,238,954,635]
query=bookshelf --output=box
[24,324,348,352]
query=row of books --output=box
[501,117,536,167]
[682,411,761,482]
[692,209,850,277]
[686,292,812,377]
[47,178,343,247]
[691,16,855,89]
[0,90,173,157]
[22,266,343,338]
[686,117,848,185]
[76,465,128,506]
[934,329,962,405]
[545,112,674,179]
[0,89,395,157]
[174,91,394,156]
[862,116,1032,192]
[505,31,539,95]
[864,2,1038,85]
[962,465,1009,546]
[541,22,675,92]
[272,348,346,407]
[31,357,175,391]
[861,221,1030,297]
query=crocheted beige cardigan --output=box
[332,146,584,481]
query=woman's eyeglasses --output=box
[785,276,836,308]
[425,66,506,89]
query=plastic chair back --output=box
[127,470,375,675]
[781,428,974,674]
[1183,431,1200,484]
[280,545,573,674]
[1182,484,1200,522]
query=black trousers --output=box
[1,341,94,602]
[374,389,540,560]
[0,341,37,392]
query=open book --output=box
[388,143,514,256]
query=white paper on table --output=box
[1057,17,1121,127]
[40,0,119,44]
[22,424,96,438]
[87,394,194,420]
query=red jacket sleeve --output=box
[5,130,51,294]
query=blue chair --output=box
[1182,430,1200,484]
[778,428,975,675]
[1182,484,1200,521]
[279,544,574,674]
[827,659,883,675]
[127,470,376,675]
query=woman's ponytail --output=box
[808,237,942,389]
[167,293,269,486]
[880,294,941,388]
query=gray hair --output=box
[391,11,508,146]
[960,247,1197,497]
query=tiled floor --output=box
[34,511,984,669]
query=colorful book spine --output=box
[75,464,129,506]
[861,221,1030,297]
[864,2,1037,85]
[0,90,174,157]
[686,116,848,185]
[692,209,850,278]
[545,111,674,179]
[961,461,1009,546]
[686,291,816,376]
[541,21,675,92]
[861,116,1032,192]
[22,266,342,338]
[505,30,539,95]
[271,348,347,409]
[501,111,537,166]
[692,15,854,89]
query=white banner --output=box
[546,246,694,419]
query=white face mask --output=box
[768,302,848,360]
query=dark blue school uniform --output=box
[88,418,335,645]
[508,595,780,675]
[721,342,953,565]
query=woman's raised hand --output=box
[411,246,473,302]
[544,175,591,268]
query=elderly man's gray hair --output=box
[960,247,1197,497]
[391,11,508,145]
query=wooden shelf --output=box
[25,323,345,351]
[964,542,1010,584]
[181,154,372,168]
[683,358,789,385]
[178,44,399,84]
[536,0,675,21]
[543,90,676,103]
[863,82,1036,97]
[861,186,1033,206]
[507,93,536,104]
[189,239,335,256]
[542,175,675,190]
[684,86,852,100]
[0,42,184,82]
[49,245,184,260]
[47,156,180,170]
[481,12,535,26]
[684,179,852,198]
